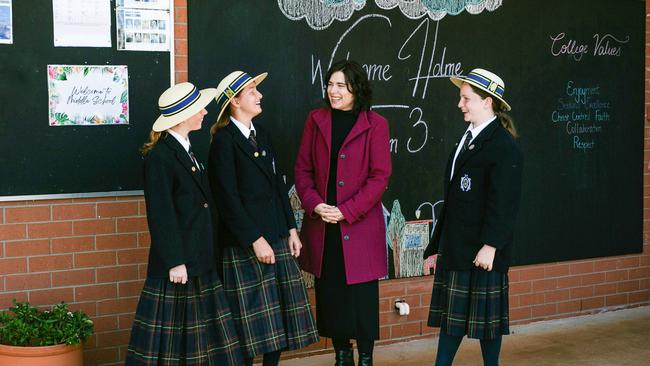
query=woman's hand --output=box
[288,229,302,257]
[252,236,275,264]
[314,203,345,223]
[169,264,188,284]
[473,244,496,271]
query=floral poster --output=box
[47,65,129,126]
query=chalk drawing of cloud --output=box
[375,0,503,20]
[278,0,367,30]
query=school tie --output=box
[248,129,258,150]
[461,130,473,153]
[188,145,200,171]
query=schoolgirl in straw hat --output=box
[207,71,319,366]
[126,82,243,365]
[423,68,523,366]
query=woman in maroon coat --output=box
[295,60,392,366]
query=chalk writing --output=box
[550,32,630,61]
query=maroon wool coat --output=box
[295,108,392,284]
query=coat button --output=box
[203,203,208,208]
[340,153,346,159]
[338,181,344,187]
[343,235,349,240]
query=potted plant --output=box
[0,300,94,366]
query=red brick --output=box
[629,290,650,303]
[379,310,403,325]
[556,275,582,289]
[0,224,27,240]
[97,297,139,315]
[92,315,119,333]
[390,322,421,338]
[175,39,188,55]
[83,347,119,365]
[379,282,406,297]
[138,201,147,215]
[570,262,594,275]
[51,204,96,220]
[380,326,391,339]
[605,270,629,282]
[544,264,570,277]
[73,219,116,235]
[379,298,391,312]
[76,284,118,301]
[97,265,139,283]
[0,208,3,223]
[557,300,581,313]
[532,278,557,292]
[594,259,619,271]
[118,280,144,297]
[75,251,117,268]
[175,9,188,23]
[570,286,594,299]
[617,280,640,293]
[51,236,94,253]
[0,258,27,274]
[29,254,73,272]
[509,281,531,295]
[405,279,432,294]
[138,232,151,247]
[28,222,73,238]
[5,206,50,223]
[640,255,650,266]
[618,257,640,269]
[96,234,138,250]
[581,273,606,286]
[52,269,95,287]
[68,302,97,317]
[0,291,28,308]
[6,273,51,291]
[581,297,605,310]
[509,306,531,321]
[175,70,188,83]
[118,313,135,329]
[545,289,571,303]
[594,283,618,296]
[531,303,557,318]
[116,217,148,233]
[519,292,545,306]
[518,267,545,281]
[29,288,74,305]
[605,294,628,306]
[5,239,50,257]
[174,25,188,40]
[629,267,650,279]
[97,202,139,218]
[96,330,132,348]
[405,306,429,322]
[117,248,149,265]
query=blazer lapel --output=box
[162,135,209,198]
[450,120,499,181]
[225,122,274,182]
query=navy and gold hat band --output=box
[466,72,505,97]
[215,72,253,113]
[160,86,200,116]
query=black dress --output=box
[314,109,380,341]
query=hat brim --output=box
[215,72,268,123]
[152,88,218,132]
[450,76,511,111]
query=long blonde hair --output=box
[140,130,165,155]
[470,85,518,138]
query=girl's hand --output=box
[288,229,302,257]
[252,237,275,264]
[169,264,188,284]
[473,244,496,271]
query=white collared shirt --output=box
[167,129,191,153]
[449,116,497,180]
[230,117,256,139]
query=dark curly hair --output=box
[323,59,372,114]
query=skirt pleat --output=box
[221,238,319,358]
[427,267,509,340]
[125,271,243,365]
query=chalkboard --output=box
[0,0,171,197]
[188,0,644,266]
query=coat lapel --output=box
[225,122,274,182]
[341,110,371,148]
[314,109,332,157]
[162,134,209,198]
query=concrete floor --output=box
[279,306,650,365]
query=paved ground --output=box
[278,305,650,365]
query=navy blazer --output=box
[143,134,218,278]
[423,120,523,272]
[208,121,296,249]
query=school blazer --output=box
[423,121,523,273]
[208,122,296,248]
[143,134,218,278]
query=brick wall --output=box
[0,1,648,365]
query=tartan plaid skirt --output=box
[427,267,510,340]
[221,238,319,358]
[125,271,243,365]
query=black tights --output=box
[243,350,282,366]
[333,338,375,354]
[435,332,502,366]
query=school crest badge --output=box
[460,174,471,192]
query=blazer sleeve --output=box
[294,111,326,217]
[479,140,523,249]
[143,151,186,270]
[210,132,263,248]
[338,114,392,224]
[266,130,297,231]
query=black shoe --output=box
[357,352,373,366]
[334,348,354,366]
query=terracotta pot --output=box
[0,343,83,366]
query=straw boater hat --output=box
[152,82,217,132]
[450,68,511,111]
[214,71,268,121]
